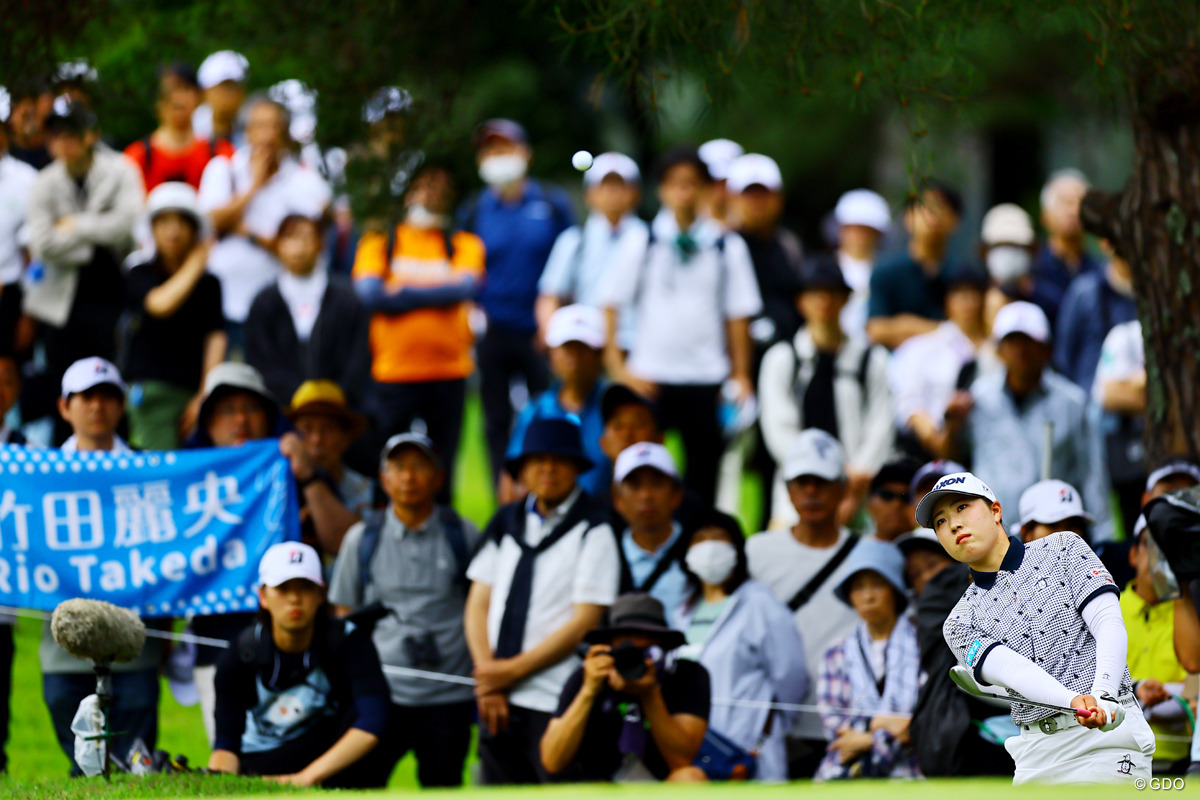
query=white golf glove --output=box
[1096,694,1125,732]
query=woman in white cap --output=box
[918,471,1154,784]
[124,182,224,449]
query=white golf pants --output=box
[1004,702,1155,785]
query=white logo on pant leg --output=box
[1117,754,1133,775]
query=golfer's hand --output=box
[478,692,509,736]
[474,658,520,695]
[582,645,613,695]
[1071,694,1105,728]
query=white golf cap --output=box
[726,153,783,194]
[146,181,209,237]
[981,203,1035,246]
[546,304,607,350]
[1017,479,1091,528]
[1145,461,1200,493]
[61,357,126,399]
[259,542,324,588]
[915,472,998,529]
[197,51,249,89]
[834,189,891,233]
[584,152,640,186]
[781,429,845,483]
[614,442,680,484]
[698,138,744,181]
[992,300,1051,344]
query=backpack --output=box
[357,506,471,594]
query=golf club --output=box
[949,665,1093,717]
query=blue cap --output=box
[833,539,909,613]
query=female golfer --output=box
[915,472,1154,784]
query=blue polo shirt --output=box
[506,380,608,495]
[867,252,954,323]
[459,180,574,333]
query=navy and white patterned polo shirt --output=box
[943,533,1132,724]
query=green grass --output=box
[0,395,770,791]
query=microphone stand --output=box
[91,659,115,781]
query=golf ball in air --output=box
[572,150,594,171]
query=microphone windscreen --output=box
[51,599,146,664]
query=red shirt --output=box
[124,135,235,191]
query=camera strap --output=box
[786,535,858,612]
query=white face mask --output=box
[986,245,1032,286]
[478,153,528,187]
[406,203,449,230]
[685,540,738,587]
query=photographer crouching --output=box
[540,594,710,782]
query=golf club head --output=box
[948,665,986,697]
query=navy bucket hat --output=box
[505,416,594,478]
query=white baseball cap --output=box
[834,189,891,233]
[915,472,998,529]
[781,429,846,483]
[981,203,1035,246]
[61,357,126,400]
[726,154,783,194]
[197,51,249,89]
[1017,479,1091,528]
[1145,461,1200,493]
[698,139,744,181]
[614,442,680,484]
[585,152,640,187]
[146,181,209,237]
[546,304,606,350]
[259,542,325,588]
[992,300,1051,344]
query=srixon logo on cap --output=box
[935,476,967,490]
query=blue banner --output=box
[0,440,299,617]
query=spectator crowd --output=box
[0,51,1197,786]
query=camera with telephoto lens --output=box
[610,642,647,681]
[403,631,442,668]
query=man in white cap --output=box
[328,432,482,787]
[611,443,689,615]
[919,471,1152,784]
[1016,479,1091,544]
[502,305,609,503]
[124,182,225,450]
[208,542,390,787]
[746,428,862,777]
[697,138,743,229]
[942,300,1111,542]
[536,152,646,352]
[726,153,803,530]
[978,203,1037,327]
[193,50,248,145]
[42,357,164,771]
[833,189,891,342]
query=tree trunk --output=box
[1081,57,1200,470]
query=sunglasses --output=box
[874,489,913,503]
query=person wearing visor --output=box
[1016,479,1091,544]
[209,542,389,787]
[918,471,1154,784]
[540,594,710,782]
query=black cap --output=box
[44,95,97,134]
[870,458,921,494]
[800,254,850,293]
[601,384,659,426]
